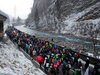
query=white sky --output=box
[0,0,34,19]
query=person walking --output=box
[47,66,52,75]
[92,61,99,75]
[62,60,67,75]
[26,44,29,54]
[32,50,36,60]
[44,56,48,70]
[45,59,50,72]
[85,57,90,70]
[56,59,60,73]
[84,57,90,75]
[66,61,71,75]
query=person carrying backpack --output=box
[17,37,21,48]
[92,61,99,75]
[45,59,50,72]
[47,64,56,75]
[66,61,71,75]
[62,60,67,75]
[57,59,60,73]
[76,51,80,58]
[74,69,78,75]
[26,44,29,53]
[84,57,90,71]
[47,66,52,75]
[29,47,33,57]
[32,50,36,60]
[53,60,57,75]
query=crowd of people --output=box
[5,26,100,75]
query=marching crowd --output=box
[5,26,100,75]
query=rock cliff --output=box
[25,0,100,39]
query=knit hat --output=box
[87,57,89,60]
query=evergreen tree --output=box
[17,16,21,22]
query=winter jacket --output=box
[85,59,90,69]
[54,44,57,49]
[62,61,67,70]
[26,44,29,49]
[53,62,57,68]
[47,67,52,75]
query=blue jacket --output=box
[62,61,67,69]
[26,44,29,49]
[54,44,57,49]
[34,46,37,51]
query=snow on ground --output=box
[0,35,45,75]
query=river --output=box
[15,25,100,50]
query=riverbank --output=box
[25,26,94,52]
[25,25,100,42]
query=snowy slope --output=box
[0,35,45,75]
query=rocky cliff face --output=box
[25,0,100,39]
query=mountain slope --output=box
[25,0,100,39]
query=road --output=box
[12,41,95,75]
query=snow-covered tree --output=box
[17,16,21,23]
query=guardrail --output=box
[69,49,100,65]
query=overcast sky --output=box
[0,0,34,19]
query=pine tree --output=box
[17,16,21,23]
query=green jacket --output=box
[47,55,50,59]
[18,40,20,45]
[49,44,52,49]
[56,55,58,59]
[62,53,64,58]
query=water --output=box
[15,25,100,48]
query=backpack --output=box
[66,64,68,68]
[63,64,69,70]
[63,64,67,70]
[51,68,55,73]
[74,70,78,75]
